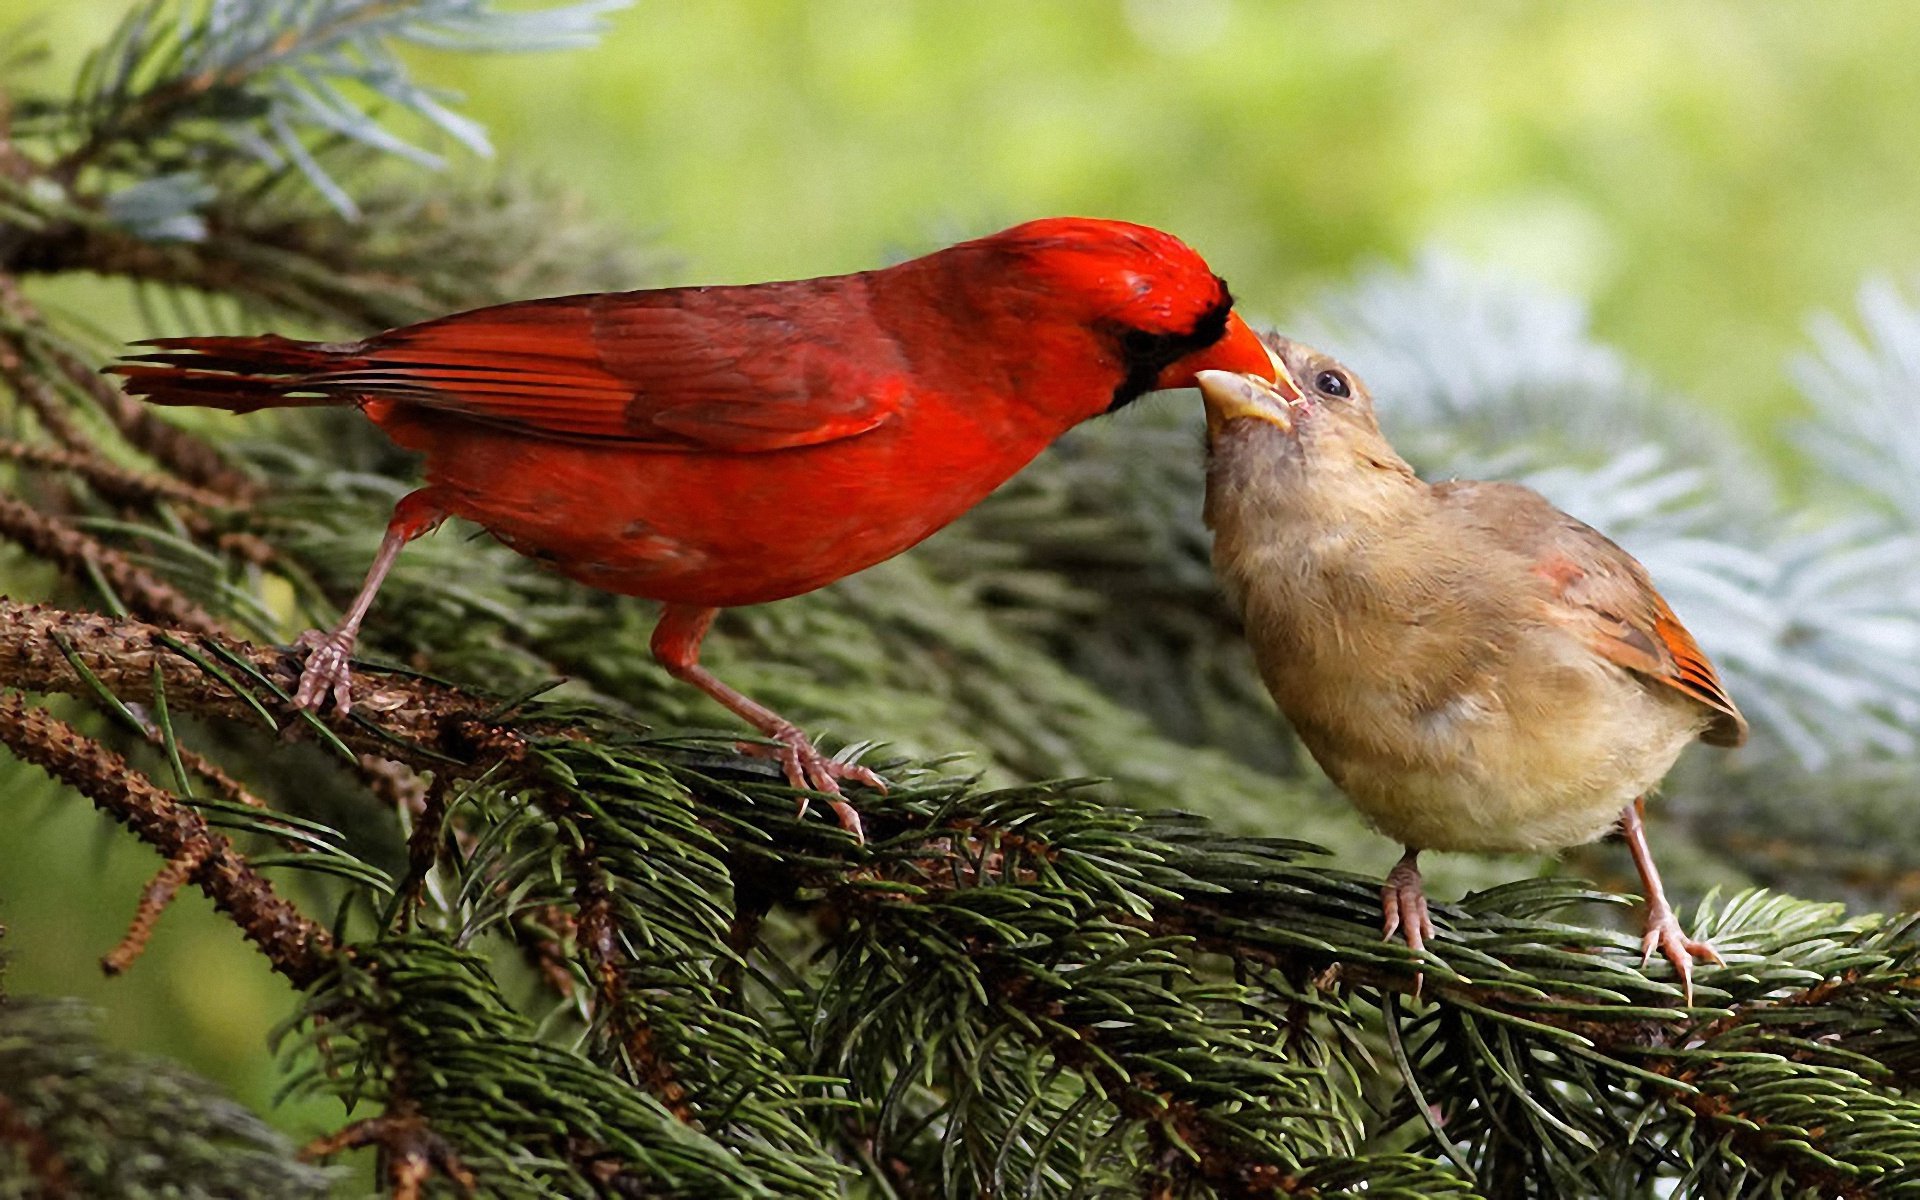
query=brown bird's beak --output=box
[1195,363,1304,438]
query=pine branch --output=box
[9,8,1920,1192]
[0,281,259,495]
[0,999,336,1199]
[290,937,831,1199]
[4,1,654,335]
[7,590,1920,1195]
[47,0,630,214]
[0,434,232,509]
[0,690,333,984]
[3,158,657,329]
[0,599,529,770]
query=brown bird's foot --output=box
[1381,849,1435,997]
[737,724,887,842]
[1639,902,1722,1007]
[293,628,358,713]
[1381,849,1434,952]
[1622,796,1719,1006]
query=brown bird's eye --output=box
[1315,370,1351,399]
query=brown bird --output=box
[1196,338,1746,1002]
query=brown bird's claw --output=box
[293,628,357,714]
[1640,904,1722,1006]
[1623,797,1720,1006]
[1381,849,1435,997]
[737,727,886,843]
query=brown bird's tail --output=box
[111,334,369,413]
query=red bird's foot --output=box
[1640,904,1722,1006]
[293,628,358,713]
[738,726,887,842]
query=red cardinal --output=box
[116,217,1277,836]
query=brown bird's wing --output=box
[1435,480,1748,747]
[129,281,906,453]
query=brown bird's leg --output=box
[295,488,447,713]
[1381,847,1435,997]
[1622,795,1721,1005]
[1381,847,1435,953]
[650,603,884,841]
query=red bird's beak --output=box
[1154,312,1293,397]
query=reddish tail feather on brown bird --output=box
[1197,338,1746,1002]
[113,217,1279,840]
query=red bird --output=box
[116,217,1277,836]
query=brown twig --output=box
[0,493,226,635]
[574,859,694,1121]
[0,276,88,453]
[397,768,447,920]
[0,1094,71,1199]
[6,220,422,342]
[0,690,332,985]
[0,436,234,510]
[0,600,528,773]
[301,1112,478,1200]
[102,845,211,975]
[0,273,256,497]
[40,334,258,500]
[0,429,272,572]
[0,334,90,450]
[511,904,580,1001]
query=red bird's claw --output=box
[293,629,356,714]
[824,799,867,845]
[1640,908,1722,1005]
[736,729,885,842]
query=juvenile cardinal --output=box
[115,217,1277,837]
[1196,339,1745,1001]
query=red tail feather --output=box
[111,334,365,412]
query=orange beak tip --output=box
[1220,313,1278,382]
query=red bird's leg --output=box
[649,603,885,840]
[294,488,446,714]
[1623,796,1721,1005]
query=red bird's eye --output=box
[1315,370,1352,399]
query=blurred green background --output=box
[9,0,1920,1140]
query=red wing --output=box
[135,283,904,452]
[359,286,903,450]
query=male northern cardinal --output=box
[115,217,1277,837]
[1197,338,1746,1001]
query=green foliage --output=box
[37,0,627,216]
[0,998,337,1199]
[6,3,1920,1198]
[242,725,1920,1198]
[3,0,649,337]
[290,936,827,1198]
